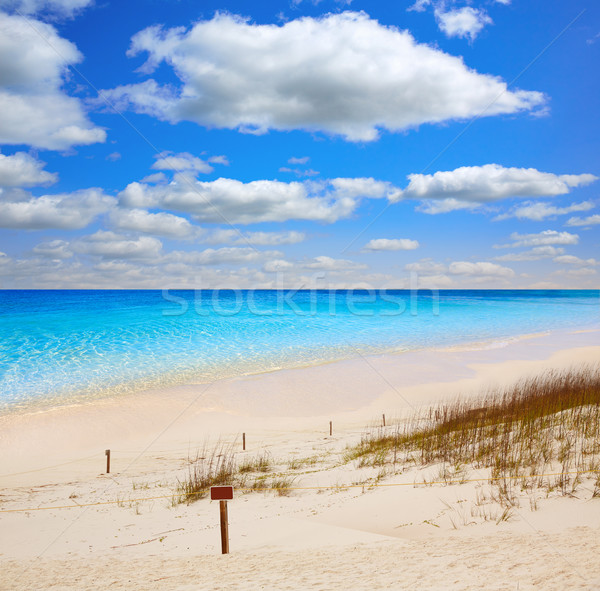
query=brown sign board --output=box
[210,485,234,501]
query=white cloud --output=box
[0,0,93,17]
[435,6,492,41]
[109,208,196,238]
[448,261,515,278]
[73,231,163,260]
[118,176,393,224]
[151,151,214,174]
[0,188,114,229]
[207,155,229,166]
[140,172,168,184]
[163,246,281,266]
[288,156,310,165]
[553,267,597,277]
[302,255,366,271]
[405,259,447,275]
[553,255,598,266]
[31,239,72,259]
[587,32,600,46]
[396,164,597,212]
[495,200,595,221]
[0,152,57,187]
[102,12,545,142]
[279,166,320,178]
[263,259,294,273]
[416,198,475,214]
[106,152,121,162]
[496,230,579,249]
[0,13,105,150]
[204,229,306,246]
[407,0,431,12]
[404,257,515,286]
[495,246,565,261]
[566,214,600,227]
[364,238,419,251]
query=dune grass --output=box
[176,366,600,508]
[177,443,296,503]
[345,365,600,507]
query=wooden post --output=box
[242,432,246,451]
[382,414,386,427]
[105,449,111,474]
[329,421,332,436]
[219,500,229,554]
[211,486,233,554]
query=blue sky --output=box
[0,0,598,289]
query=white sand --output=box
[1,329,599,590]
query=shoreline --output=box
[1,327,598,483]
[2,324,597,420]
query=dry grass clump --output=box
[346,365,600,507]
[177,441,240,503]
[177,444,293,503]
[238,451,272,474]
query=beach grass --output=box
[176,365,600,508]
[345,365,600,507]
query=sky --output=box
[0,0,598,290]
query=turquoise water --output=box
[0,290,598,412]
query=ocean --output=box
[0,289,598,413]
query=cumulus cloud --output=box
[263,259,294,273]
[151,151,214,174]
[301,255,367,271]
[0,152,57,187]
[0,188,114,229]
[364,238,419,251]
[495,246,565,262]
[408,0,431,12]
[0,0,93,18]
[288,156,310,165]
[494,200,595,221]
[140,172,168,184]
[207,155,229,166]
[404,257,515,285]
[553,267,597,278]
[204,229,306,246]
[566,214,600,227]
[73,231,163,260]
[31,239,72,259]
[118,175,394,224]
[279,167,320,178]
[396,165,597,212]
[0,13,105,150]
[448,261,514,278]
[405,259,447,275]
[435,6,492,41]
[496,230,579,249]
[101,12,545,141]
[163,247,282,266]
[109,208,196,238]
[553,255,598,266]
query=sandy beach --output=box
[1,329,600,590]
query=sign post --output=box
[210,486,234,554]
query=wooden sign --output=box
[210,485,234,501]
[210,486,234,554]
